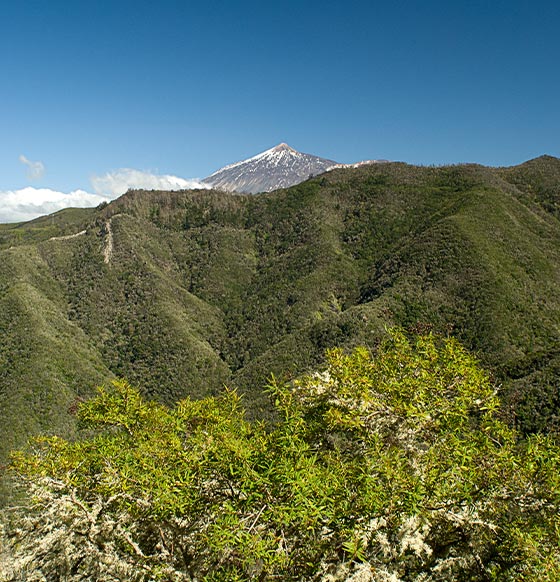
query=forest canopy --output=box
[1,330,559,581]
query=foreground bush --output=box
[1,330,559,581]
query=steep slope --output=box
[2,157,560,498]
[202,143,338,193]
[41,212,232,402]
[0,243,113,502]
[498,154,560,218]
[227,164,560,426]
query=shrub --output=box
[2,330,559,581]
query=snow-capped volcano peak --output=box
[202,144,338,194]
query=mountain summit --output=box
[202,143,339,193]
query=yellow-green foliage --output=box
[3,331,560,581]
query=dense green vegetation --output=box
[1,156,560,504]
[2,332,558,580]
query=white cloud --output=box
[0,187,110,224]
[91,168,209,197]
[0,168,209,224]
[19,154,45,180]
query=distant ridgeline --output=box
[1,155,560,498]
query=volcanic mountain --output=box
[202,143,339,193]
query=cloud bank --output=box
[19,155,45,180]
[0,169,209,224]
[91,168,209,197]
[0,188,110,224]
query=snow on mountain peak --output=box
[202,144,338,194]
[202,144,387,194]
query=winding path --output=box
[48,230,87,242]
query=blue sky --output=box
[1,0,559,221]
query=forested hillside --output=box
[1,157,560,503]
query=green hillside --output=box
[1,157,560,500]
[0,243,112,501]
